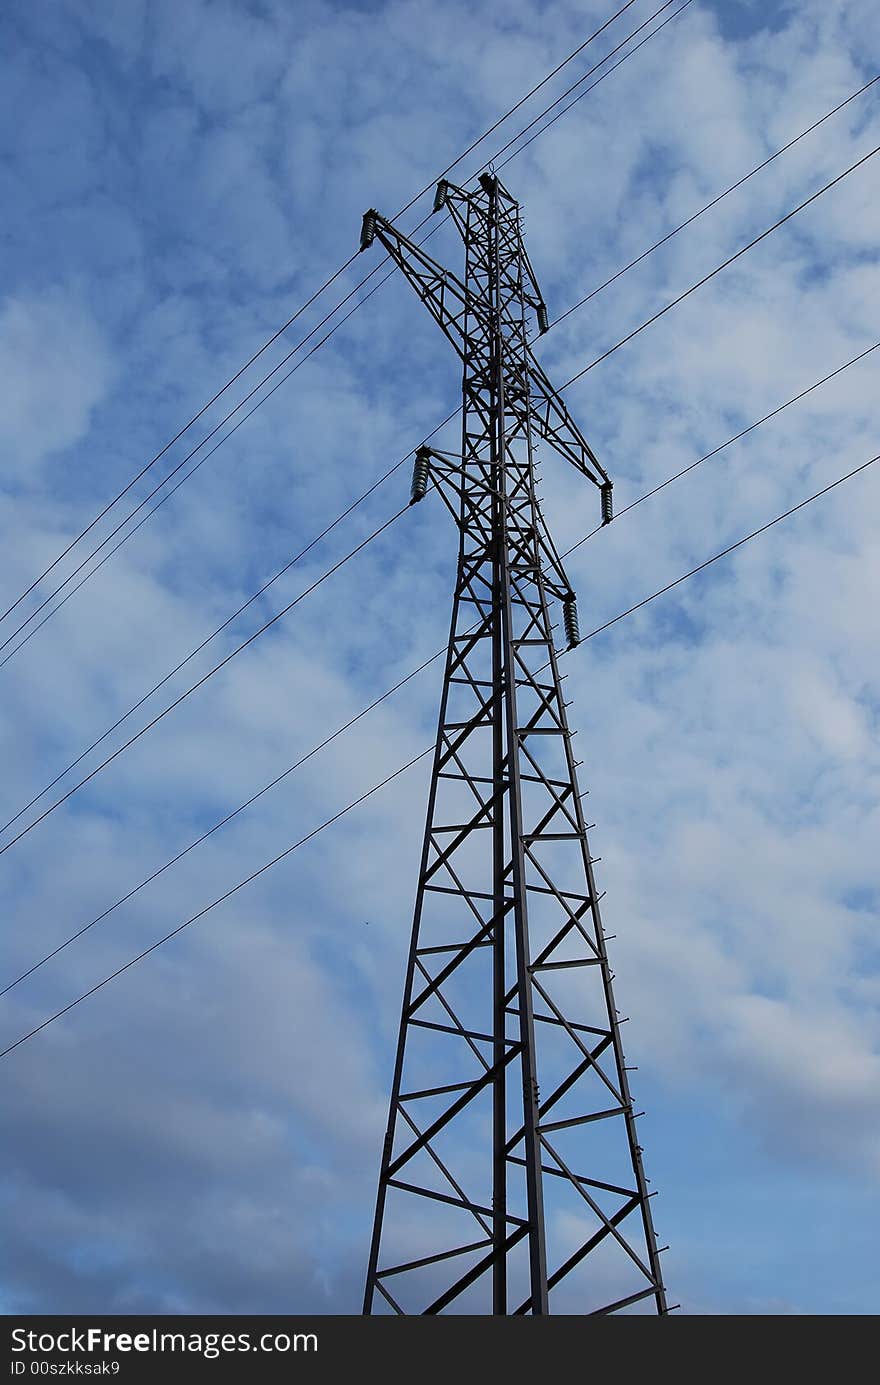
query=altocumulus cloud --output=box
[0,0,878,1315]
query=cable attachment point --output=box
[563,592,581,650]
[410,447,432,505]
[359,209,378,252]
[601,481,614,526]
[433,180,448,213]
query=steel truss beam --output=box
[361,173,667,1315]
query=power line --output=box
[561,338,880,557]
[4,445,877,1062]
[575,449,879,644]
[1,0,645,634]
[5,340,875,999]
[495,0,695,174]
[1,646,447,997]
[561,141,880,390]
[0,262,402,661]
[550,71,880,328]
[14,44,856,669]
[393,0,646,223]
[4,334,874,858]
[5,104,874,785]
[6,28,871,847]
[0,251,359,628]
[1,2,694,661]
[0,504,410,859]
[0,271,459,669]
[0,747,433,1062]
[489,0,690,170]
[0,420,455,829]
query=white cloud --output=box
[1,0,878,1314]
[0,289,113,478]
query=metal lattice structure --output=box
[360,174,667,1315]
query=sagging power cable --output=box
[0,0,648,631]
[4,445,877,1061]
[0,1,692,659]
[0,504,411,859]
[4,339,875,996]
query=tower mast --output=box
[361,174,666,1315]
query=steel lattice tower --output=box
[359,174,667,1315]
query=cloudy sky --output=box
[1,0,878,1315]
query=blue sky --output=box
[1,0,878,1314]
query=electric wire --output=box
[10,104,863,667]
[4,445,877,1061]
[550,71,880,329]
[493,0,694,174]
[4,338,874,992]
[0,409,455,835]
[1,0,646,631]
[0,260,404,661]
[574,448,880,644]
[0,252,361,630]
[0,747,433,1061]
[0,645,448,997]
[560,337,880,557]
[4,6,874,1053]
[2,0,695,660]
[560,140,880,391]
[0,256,459,669]
[0,5,708,670]
[4,17,871,850]
[0,504,410,859]
[392,0,646,223]
[4,101,875,817]
[3,333,874,855]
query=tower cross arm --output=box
[526,355,611,493]
[359,209,483,364]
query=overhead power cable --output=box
[0,472,428,833]
[0,252,360,630]
[5,28,869,841]
[0,264,402,661]
[4,445,877,1061]
[0,646,447,997]
[4,97,874,790]
[0,412,462,830]
[0,748,433,1061]
[4,337,875,995]
[392,0,646,224]
[561,338,880,556]
[494,0,694,174]
[560,141,880,391]
[2,335,874,856]
[0,505,410,859]
[1,0,693,660]
[550,70,880,328]
[574,449,879,644]
[1,0,645,631]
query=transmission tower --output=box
[359,173,667,1315]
